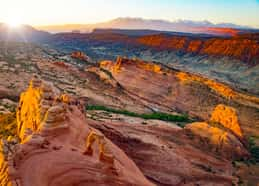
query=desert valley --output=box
[0,1,259,185]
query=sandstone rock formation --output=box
[184,104,249,159]
[61,32,259,65]
[47,32,259,95]
[0,79,154,186]
[71,51,90,62]
[87,65,118,87]
[101,57,162,74]
[88,118,237,186]
[16,78,58,141]
[185,122,248,159]
[85,103,252,185]
[99,57,259,138]
[136,34,259,65]
[210,104,243,137]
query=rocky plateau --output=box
[0,28,259,185]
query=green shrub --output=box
[86,105,190,126]
[248,137,259,163]
[100,68,113,79]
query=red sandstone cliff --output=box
[55,32,259,65]
[137,34,259,65]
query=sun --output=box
[5,17,22,28]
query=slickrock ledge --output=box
[0,79,154,186]
[98,57,259,137]
[184,122,249,159]
[88,118,237,186]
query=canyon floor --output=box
[0,42,259,185]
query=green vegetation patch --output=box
[248,137,259,164]
[86,105,190,125]
[100,68,113,79]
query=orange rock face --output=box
[113,57,163,74]
[1,79,154,186]
[100,60,113,68]
[210,104,243,137]
[176,72,237,99]
[55,32,259,65]
[183,104,248,159]
[195,27,240,36]
[186,40,203,53]
[137,35,188,51]
[176,71,259,107]
[136,34,259,65]
[16,78,58,141]
[101,57,162,74]
[71,51,90,62]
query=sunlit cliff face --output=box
[16,79,43,141]
[176,72,236,99]
[101,57,163,74]
[137,35,259,65]
[210,104,243,137]
[194,27,239,36]
[176,72,259,108]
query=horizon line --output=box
[30,17,258,29]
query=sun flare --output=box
[5,17,22,28]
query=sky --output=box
[0,0,259,28]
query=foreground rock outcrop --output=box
[0,69,255,185]
[88,118,237,186]
[0,79,154,186]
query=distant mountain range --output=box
[36,17,257,35]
